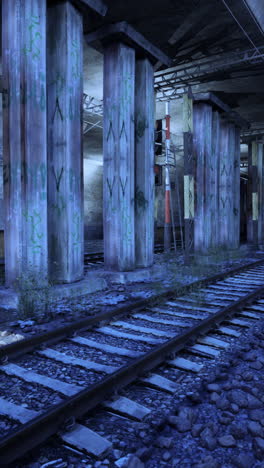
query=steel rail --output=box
[1,262,264,464]
[1,257,264,363]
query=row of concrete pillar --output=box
[183,93,242,257]
[247,141,264,249]
[2,1,168,286]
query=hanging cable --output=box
[221,0,264,62]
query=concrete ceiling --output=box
[83,0,264,133]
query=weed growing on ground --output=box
[15,266,54,321]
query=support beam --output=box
[47,1,84,283]
[2,0,48,285]
[135,59,155,267]
[103,42,135,271]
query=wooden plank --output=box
[70,336,141,358]
[61,424,112,458]
[37,348,119,374]
[188,343,220,357]
[1,363,83,396]
[168,356,203,372]
[112,320,175,337]
[140,374,177,394]
[103,396,151,421]
[96,326,163,344]
[85,22,172,67]
[0,397,39,424]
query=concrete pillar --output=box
[183,90,194,263]
[247,141,258,246]
[211,111,221,248]
[258,143,264,250]
[193,103,213,253]
[47,1,83,283]
[103,42,135,271]
[2,0,48,285]
[257,143,264,248]
[135,58,155,267]
[227,124,236,248]
[233,127,241,248]
[219,120,232,248]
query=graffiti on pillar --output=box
[72,211,81,251]
[52,97,64,122]
[51,195,66,217]
[119,121,128,142]
[106,177,116,198]
[69,168,80,194]
[106,121,115,143]
[220,196,231,209]
[120,200,133,244]
[135,113,148,142]
[119,177,128,197]
[134,186,149,214]
[52,166,64,192]
[71,40,81,82]
[119,73,133,120]
[22,14,42,61]
[22,209,44,254]
[220,163,228,177]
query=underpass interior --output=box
[1,0,264,466]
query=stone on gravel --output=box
[162,451,172,462]
[218,434,236,447]
[253,437,264,460]
[155,436,173,449]
[250,361,263,370]
[250,409,264,422]
[168,407,196,432]
[248,421,264,437]
[199,427,217,450]
[196,455,220,468]
[215,397,230,410]
[228,390,248,408]
[115,455,144,468]
[247,394,263,409]
[231,452,255,468]
[230,423,248,440]
[242,371,254,382]
[135,448,152,462]
[207,384,221,393]
[244,351,258,362]
[210,392,220,403]
[192,424,204,438]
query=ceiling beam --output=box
[71,0,107,16]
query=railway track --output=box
[0,244,177,281]
[1,258,264,464]
[84,243,178,266]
